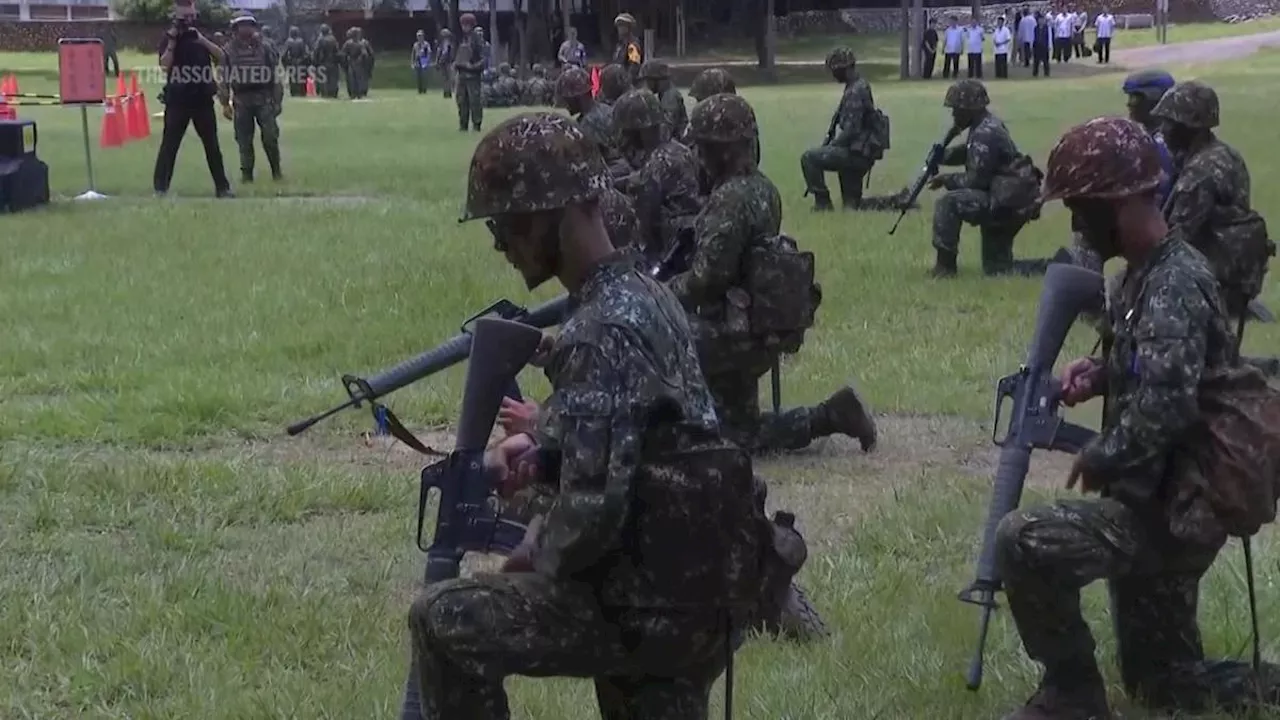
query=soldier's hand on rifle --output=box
[927,175,947,191]
[501,515,543,573]
[1060,357,1104,407]
[530,331,555,367]
[498,397,540,436]
[487,433,542,498]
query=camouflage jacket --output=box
[618,140,703,261]
[576,102,624,167]
[339,39,369,71]
[282,37,309,67]
[312,35,339,65]
[669,169,782,323]
[1164,136,1252,280]
[939,112,1020,193]
[217,38,282,106]
[531,252,733,607]
[658,85,689,141]
[1084,238,1237,509]
[453,33,486,77]
[830,74,874,155]
[599,186,642,253]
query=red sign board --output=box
[58,38,107,105]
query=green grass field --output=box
[2,28,1279,720]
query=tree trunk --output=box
[489,0,500,65]
[971,0,981,23]
[559,0,570,39]
[448,0,459,35]
[429,0,446,34]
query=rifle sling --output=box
[375,401,448,457]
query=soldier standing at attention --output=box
[555,67,627,176]
[411,30,432,94]
[453,13,486,131]
[926,79,1045,277]
[434,29,454,99]
[612,13,644,86]
[799,48,895,212]
[638,61,688,141]
[524,64,552,106]
[281,26,310,97]
[995,116,1280,720]
[611,89,702,262]
[672,94,878,455]
[218,12,285,183]
[312,25,340,99]
[410,110,768,720]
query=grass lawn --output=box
[2,36,1279,720]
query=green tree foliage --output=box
[113,0,233,27]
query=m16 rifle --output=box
[285,231,695,449]
[958,263,1104,691]
[888,126,962,236]
[395,316,546,720]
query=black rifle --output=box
[959,263,1104,691]
[888,126,962,236]
[398,316,545,720]
[285,233,695,445]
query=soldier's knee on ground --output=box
[994,509,1037,576]
[408,579,482,654]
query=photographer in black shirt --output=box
[153,2,234,198]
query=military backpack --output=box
[1200,207,1275,317]
[864,108,891,161]
[744,233,822,355]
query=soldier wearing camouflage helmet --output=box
[612,12,644,86]
[281,26,310,98]
[597,63,631,106]
[799,48,896,212]
[523,63,551,105]
[611,89,702,261]
[639,60,689,140]
[407,110,769,720]
[996,115,1280,720]
[556,66,628,176]
[926,79,1046,277]
[453,13,487,130]
[339,27,373,99]
[690,67,736,102]
[434,28,454,99]
[218,11,286,183]
[312,24,340,98]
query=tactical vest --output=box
[228,41,273,92]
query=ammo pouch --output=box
[744,233,821,355]
[989,154,1043,215]
[1201,207,1274,316]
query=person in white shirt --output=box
[1018,7,1037,67]
[942,15,964,78]
[1071,8,1087,58]
[1054,10,1073,62]
[992,16,1013,78]
[965,16,984,78]
[1095,7,1116,63]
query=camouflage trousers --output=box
[799,145,871,206]
[438,65,454,98]
[456,78,483,129]
[409,572,728,719]
[232,95,281,176]
[319,63,340,98]
[932,188,1027,274]
[707,366,818,453]
[996,498,1280,711]
[344,68,369,99]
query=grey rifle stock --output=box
[959,263,1105,691]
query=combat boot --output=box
[240,170,253,184]
[473,122,482,132]
[1003,666,1113,720]
[810,385,877,452]
[930,249,958,279]
[271,165,284,182]
[810,191,834,212]
[776,582,830,642]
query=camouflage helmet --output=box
[462,112,611,221]
[289,26,300,37]
[230,10,257,27]
[639,60,670,80]
[531,63,544,74]
[319,23,331,34]
[612,89,666,131]
[459,12,477,26]
[825,47,857,71]
[599,64,630,99]
[1041,117,1163,203]
[690,68,736,102]
[944,79,990,110]
[1121,69,1175,104]
[555,66,592,99]
[1150,80,1219,130]
[498,62,511,74]
[690,93,758,143]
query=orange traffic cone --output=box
[0,99,14,121]
[305,73,316,97]
[1,74,17,96]
[129,72,151,139]
[591,65,601,97]
[100,96,124,148]
[115,73,126,100]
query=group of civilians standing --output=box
[919,3,1119,80]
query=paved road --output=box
[1112,29,1280,68]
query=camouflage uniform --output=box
[598,63,631,106]
[800,48,897,212]
[281,26,309,97]
[219,13,284,183]
[339,27,372,99]
[524,64,551,106]
[434,29,454,99]
[612,13,644,86]
[931,80,1043,277]
[598,185,642,251]
[411,112,768,719]
[670,94,878,456]
[639,61,689,141]
[556,67,627,176]
[453,16,486,131]
[311,25,340,99]
[612,89,703,262]
[490,63,517,107]
[996,116,1280,720]
[684,71,758,195]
